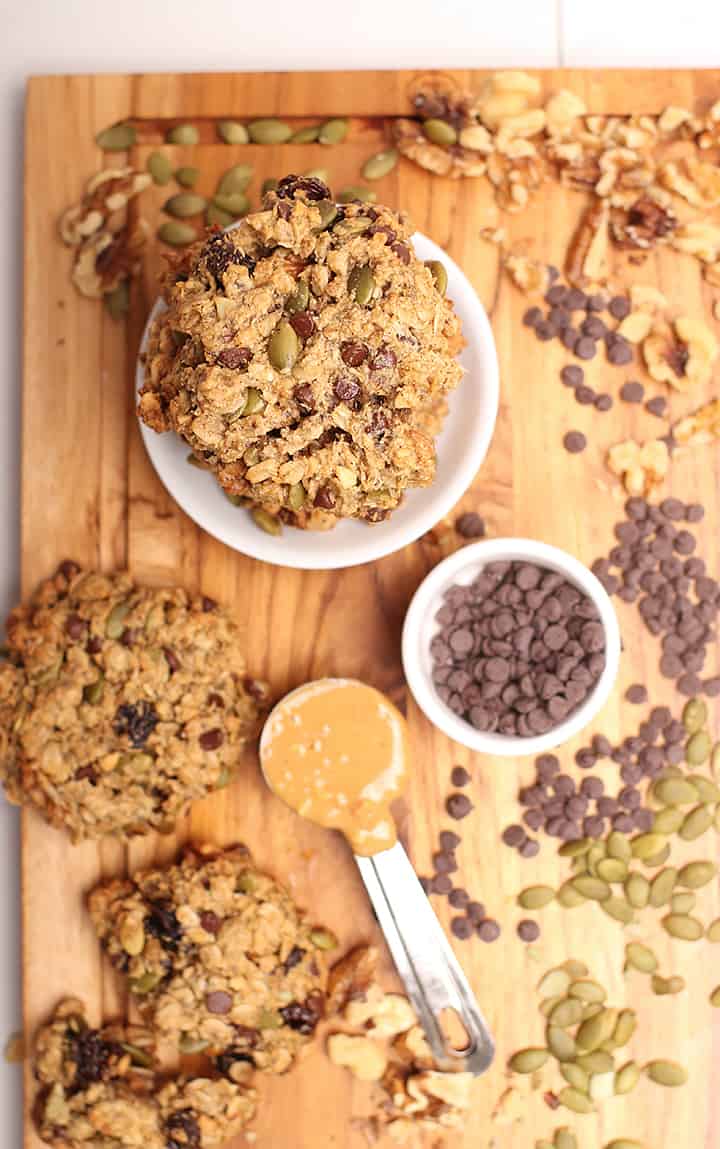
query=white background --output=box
[0,0,717,1136]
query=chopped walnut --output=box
[644,316,717,390]
[60,168,150,246]
[72,220,148,299]
[658,105,693,134]
[672,220,720,263]
[659,156,720,208]
[629,283,669,313]
[504,253,550,295]
[408,1070,473,1111]
[545,89,587,138]
[617,311,653,343]
[673,398,720,448]
[610,194,676,250]
[607,438,670,498]
[486,150,544,213]
[674,316,718,385]
[326,945,378,1014]
[565,200,609,287]
[643,321,689,387]
[393,1025,434,1070]
[391,118,487,179]
[705,263,720,287]
[327,1033,388,1082]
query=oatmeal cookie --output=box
[0,562,265,840]
[88,843,332,1074]
[138,174,463,528]
[33,998,255,1149]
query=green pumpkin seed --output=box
[179,1035,210,1053]
[581,1002,604,1021]
[654,777,698,806]
[556,883,586,909]
[624,942,658,974]
[606,831,632,861]
[686,774,720,803]
[540,995,565,1018]
[644,1059,687,1087]
[120,1041,153,1068]
[550,998,585,1029]
[554,1130,577,1149]
[213,192,249,217]
[96,123,136,150]
[643,843,671,868]
[315,199,338,230]
[605,1140,645,1149]
[537,1142,554,1149]
[268,320,299,371]
[624,872,650,908]
[651,974,685,995]
[546,1025,576,1062]
[129,971,162,994]
[362,148,400,181]
[422,118,458,146]
[251,509,282,536]
[104,280,130,320]
[82,676,105,705]
[187,452,211,469]
[671,892,696,913]
[679,804,713,840]
[248,118,292,144]
[166,123,199,145]
[662,912,704,940]
[338,185,377,203]
[686,730,712,766]
[335,214,374,237]
[518,885,555,910]
[711,742,720,776]
[560,1063,589,1091]
[240,388,265,417]
[287,482,305,511]
[613,1009,638,1047]
[217,163,254,195]
[158,221,198,246]
[678,859,717,889]
[262,177,279,195]
[571,876,611,902]
[425,259,449,297]
[236,871,258,892]
[710,986,720,1007]
[285,281,310,313]
[576,1009,617,1052]
[630,832,666,859]
[652,806,685,834]
[538,968,572,997]
[596,858,628,883]
[682,697,707,733]
[576,1050,614,1074]
[217,120,249,144]
[105,601,131,638]
[586,845,605,874]
[175,166,200,188]
[649,867,678,907]
[508,1048,549,1074]
[614,1060,641,1095]
[164,193,207,218]
[206,204,233,229]
[318,117,348,145]
[562,959,589,978]
[147,151,172,185]
[304,167,329,182]
[309,927,338,950]
[559,838,592,858]
[569,979,606,1004]
[601,897,634,925]
[290,124,321,143]
[224,491,244,507]
[348,264,375,306]
[707,918,720,942]
[558,1087,594,1114]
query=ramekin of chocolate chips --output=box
[402,539,621,755]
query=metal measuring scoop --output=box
[259,696,495,1076]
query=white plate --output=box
[136,232,499,571]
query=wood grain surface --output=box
[22,69,720,1148]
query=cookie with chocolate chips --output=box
[0,563,265,840]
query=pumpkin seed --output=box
[174,166,199,188]
[562,960,589,978]
[581,1002,604,1021]
[164,193,207,218]
[129,971,162,994]
[166,123,199,145]
[304,167,329,182]
[120,1041,153,1068]
[287,482,305,511]
[624,942,658,974]
[285,281,310,313]
[555,882,584,908]
[558,1087,594,1114]
[187,452,210,469]
[546,1025,576,1062]
[236,871,258,892]
[630,832,666,859]
[550,998,585,1029]
[569,979,606,1004]
[682,697,707,733]
[335,214,375,237]
[362,148,400,181]
[615,1011,637,1050]
[649,867,678,907]
[576,1050,614,1074]
[537,1142,554,1149]
[554,1130,577,1149]
[560,1063,589,1091]
[710,986,720,1007]
[268,320,299,371]
[576,1009,617,1052]
[540,994,565,1018]
[686,730,712,766]
[605,1140,645,1149]
[559,838,592,858]
[104,280,130,320]
[251,509,281,536]
[318,117,348,145]
[147,151,172,185]
[654,777,698,806]
[601,897,635,925]
[509,1048,549,1074]
[217,163,254,195]
[213,192,249,217]
[83,676,105,705]
[179,1036,210,1053]
[606,831,632,861]
[679,804,713,840]
[223,491,244,507]
[262,177,279,195]
[241,388,266,417]
[652,806,685,834]
[338,185,377,203]
[711,742,720,776]
[707,918,720,942]
[248,118,292,144]
[596,858,628,884]
[518,885,555,910]
[686,774,720,803]
[309,927,338,950]
[614,1060,641,1095]
[679,859,717,889]
[643,843,671,868]
[538,968,572,997]
[315,199,338,230]
[217,120,249,144]
[670,892,696,913]
[571,876,611,901]
[624,872,649,908]
[586,844,606,873]
[290,124,321,143]
[651,974,685,995]
[348,264,375,306]
[644,1059,687,1087]
[423,118,458,146]
[206,204,233,229]
[661,913,704,940]
[158,221,198,246]
[105,601,131,638]
[96,122,136,150]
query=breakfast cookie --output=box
[139,174,463,529]
[33,998,256,1149]
[88,843,333,1075]
[0,562,265,840]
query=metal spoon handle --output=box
[354,842,494,1075]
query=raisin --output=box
[282,945,305,973]
[289,312,315,341]
[165,1109,201,1149]
[65,614,87,641]
[203,233,256,282]
[369,346,397,372]
[216,347,252,370]
[340,341,368,366]
[293,383,315,415]
[279,993,325,1034]
[144,900,182,951]
[314,486,336,510]
[113,701,159,748]
[215,1044,256,1076]
[275,174,331,202]
[70,1029,122,1092]
[333,376,361,403]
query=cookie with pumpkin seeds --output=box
[0,561,265,840]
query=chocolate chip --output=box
[517,919,540,942]
[476,919,501,942]
[456,512,486,539]
[314,485,336,510]
[625,684,648,704]
[200,911,222,935]
[451,916,473,939]
[646,395,668,418]
[217,346,252,370]
[446,793,473,820]
[523,306,543,327]
[566,288,587,310]
[340,340,368,366]
[520,838,540,858]
[433,851,458,874]
[608,339,633,366]
[466,901,486,924]
[502,825,526,848]
[431,873,453,895]
[65,614,87,640]
[448,888,469,908]
[609,295,631,319]
[451,766,471,787]
[575,336,596,361]
[206,990,233,1014]
[594,393,613,411]
[439,830,461,850]
[560,365,584,388]
[575,385,596,406]
[686,503,704,523]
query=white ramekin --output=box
[401,538,622,757]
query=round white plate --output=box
[136,232,499,571]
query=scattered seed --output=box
[569,979,606,1004]
[96,122,136,150]
[605,1141,646,1149]
[644,1059,688,1087]
[248,118,292,144]
[361,148,400,181]
[707,918,720,942]
[682,697,707,733]
[649,867,678,908]
[318,117,349,145]
[147,151,172,185]
[679,805,713,841]
[624,942,658,974]
[710,986,720,1007]
[560,1063,589,1091]
[558,1087,594,1114]
[614,1060,641,1095]
[104,280,130,320]
[538,968,572,998]
[671,892,696,913]
[217,120,249,144]
[559,839,592,858]
[554,1129,578,1149]
[157,220,198,246]
[206,204,233,229]
[175,166,200,188]
[651,974,685,995]
[661,913,704,941]
[509,1048,549,1073]
[654,777,698,806]
[686,730,712,766]
[557,882,587,908]
[163,193,207,219]
[571,876,611,902]
[624,873,650,908]
[338,185,377,203]
[518,885,556,910]
[425,259,448,296]
[576,1049,614,1074]
[601,897,635,925]
[541,995,565,1018]
[550,998,585,1029]
[596,858,628,883]
[652,806,685,834]
[166,123,199,145]
[213,191,250,217]
[290,124,321,143]
[576,1009,617,1052]
[686,774,720,803]
[546,1026,576,1062]
[562,960,589,979]
[630,832,667,860]
[251,508,282,536]
[612,1010,637,1048]
[678,860,717,889]
[422,118,458,146]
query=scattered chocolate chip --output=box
[563,431,587,454]
[446,793,473,820]
[645,395,668,418]
[200,911,222,935]
[575,336,596,361]
[625,684,648,705]
[594,393,613,411]
[314,485,336,510]
[517,919,540,942]
[476,919,501,943]
[456,512,486,539]
[431,873,453,895]
[439,829,461,850]
[340,340,368,366]
[523,306,543,328]
[451,916,473,940]
[560,365,584,388]
[448,888,469,909]
[199,728,224,751]
[620,380,644,403]
[608,295,631,319]
[575,385,596,405]
[450,765,471,787]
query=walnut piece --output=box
[672,220,720,263]
[72,220,149,298]
[504,253,550,295]
[673,398,720,448]
[326,945,378,1015]
[565,199,608,287]
[629,283,668,313]
[60,168,150,246]
[659,157,720,208]
[610,194,676,250]
[644,316,717,391]
[607,438,669,498]
[327,1033,388,1082]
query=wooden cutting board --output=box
[22,69,720,1148]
